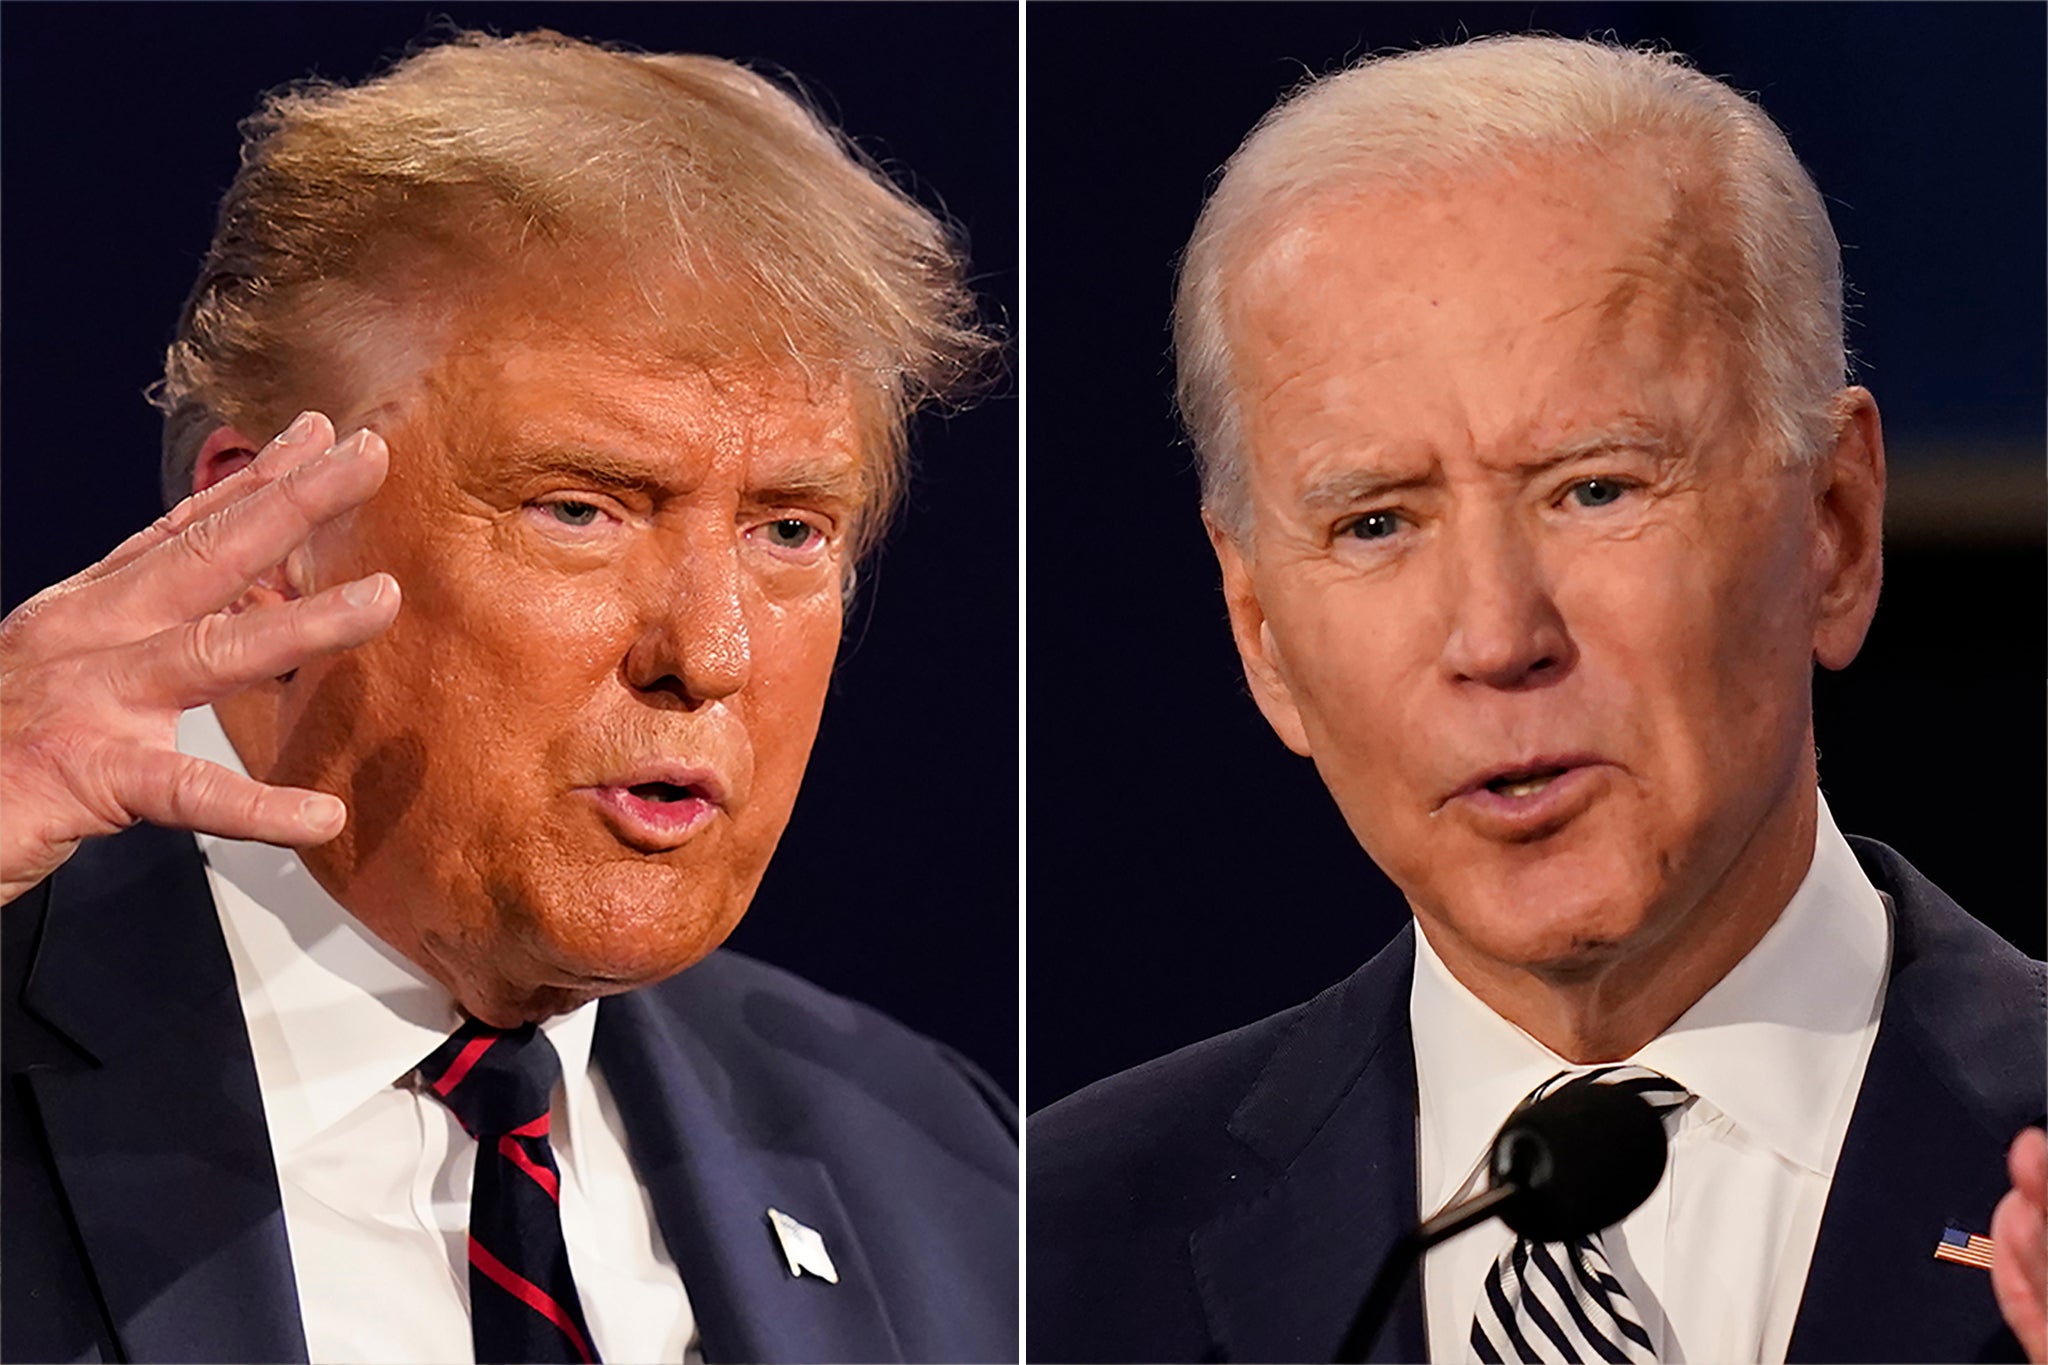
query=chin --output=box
[448,858,755,1022]
[561,860,749,968]
[1425,839,1669,972]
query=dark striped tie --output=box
[418,1019,603,1365]
[1468,1065,1691,1364]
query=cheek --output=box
[418,582,620,720]
[1556,532,1704,677]
[1710,500,1820,682]
[472,579,636,681]
[1265,576,1432,782]
[1607,511,1807,682]
[1554,511,1814,786]
[314,536,639,817]
[747,594,842,767]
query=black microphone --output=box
[1332,1080,1669,1362]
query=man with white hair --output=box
[1030,35,2044,1364]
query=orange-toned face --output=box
[263,301,858,1024]
[1214,150,1878,991]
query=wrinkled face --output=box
[1218,151,1842,977]
[274,297,858,1023]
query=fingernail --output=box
[277,412,318,448]
[262,413,324,472]
[329,429,371,462]
[341,574,388,608]
[300,793,346,834]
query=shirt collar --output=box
[1410,790,1890,1212]
[177,705,598,1157]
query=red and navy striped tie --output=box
[418,1019,602,1364]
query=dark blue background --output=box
[1027,2,2045,1109]
[1,2,1018,1094]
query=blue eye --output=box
[548,501,601,527]
[1568,479,1627,508]
[1347,511,1402,541]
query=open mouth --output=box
[1483,767,1570,799]
[581,769,725,852]
[627,781,697,803]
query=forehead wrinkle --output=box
[1538,420,1675,464]
[1296,461,1441,511]
[1463,404,1688,484]
[1239,156,1755,538]
[1290,420,1676,511]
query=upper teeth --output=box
[1500,776,1553,798]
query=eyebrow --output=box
[492,446,865,505]
[495,447,678,496]
[1293,423,1675,510]
[746,463,865,508]
[1298,466,1435,511]
[1540,423,1674,465]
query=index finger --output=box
[90,427,390,632]
[2012,1127,2048,1203]
[79,412,336,586]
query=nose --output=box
[622,541,752,705]
[1437,512,1575,689]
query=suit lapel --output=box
[1191,928,1427,1364]
[1788,861,2037,1362]
[18,825,307,1364]
[595,989,903,1364]
[1176,842,2040,1364]
[1785,1015,2016,1361]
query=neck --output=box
[1421,780,1818,1063]
[212,691,279,775]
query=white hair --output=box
[1174,34,1848,538]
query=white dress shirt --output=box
[1412,792,1891,1363]
[177,706,700,1364]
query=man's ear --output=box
[194,424,263,495]
[1810,387,1886,671]
[1206,513,1313,757]
[195,425,314,608]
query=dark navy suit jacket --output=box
[3,823,1018,1364]
[1030,839,2046,1363]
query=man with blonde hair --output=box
[2,28,1013,1364]
[1031,34,2044,1364]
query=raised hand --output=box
[0,413,399,903]
[1995,1126,2048,1363]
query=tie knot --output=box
[418,1019,561,1137]
[1527,1063,1691,1121]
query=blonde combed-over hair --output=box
[1175,35,1847,539]
[154,29,993,557]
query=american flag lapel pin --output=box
[767,1207,840,1284]
[1932,1225,1996,1270]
